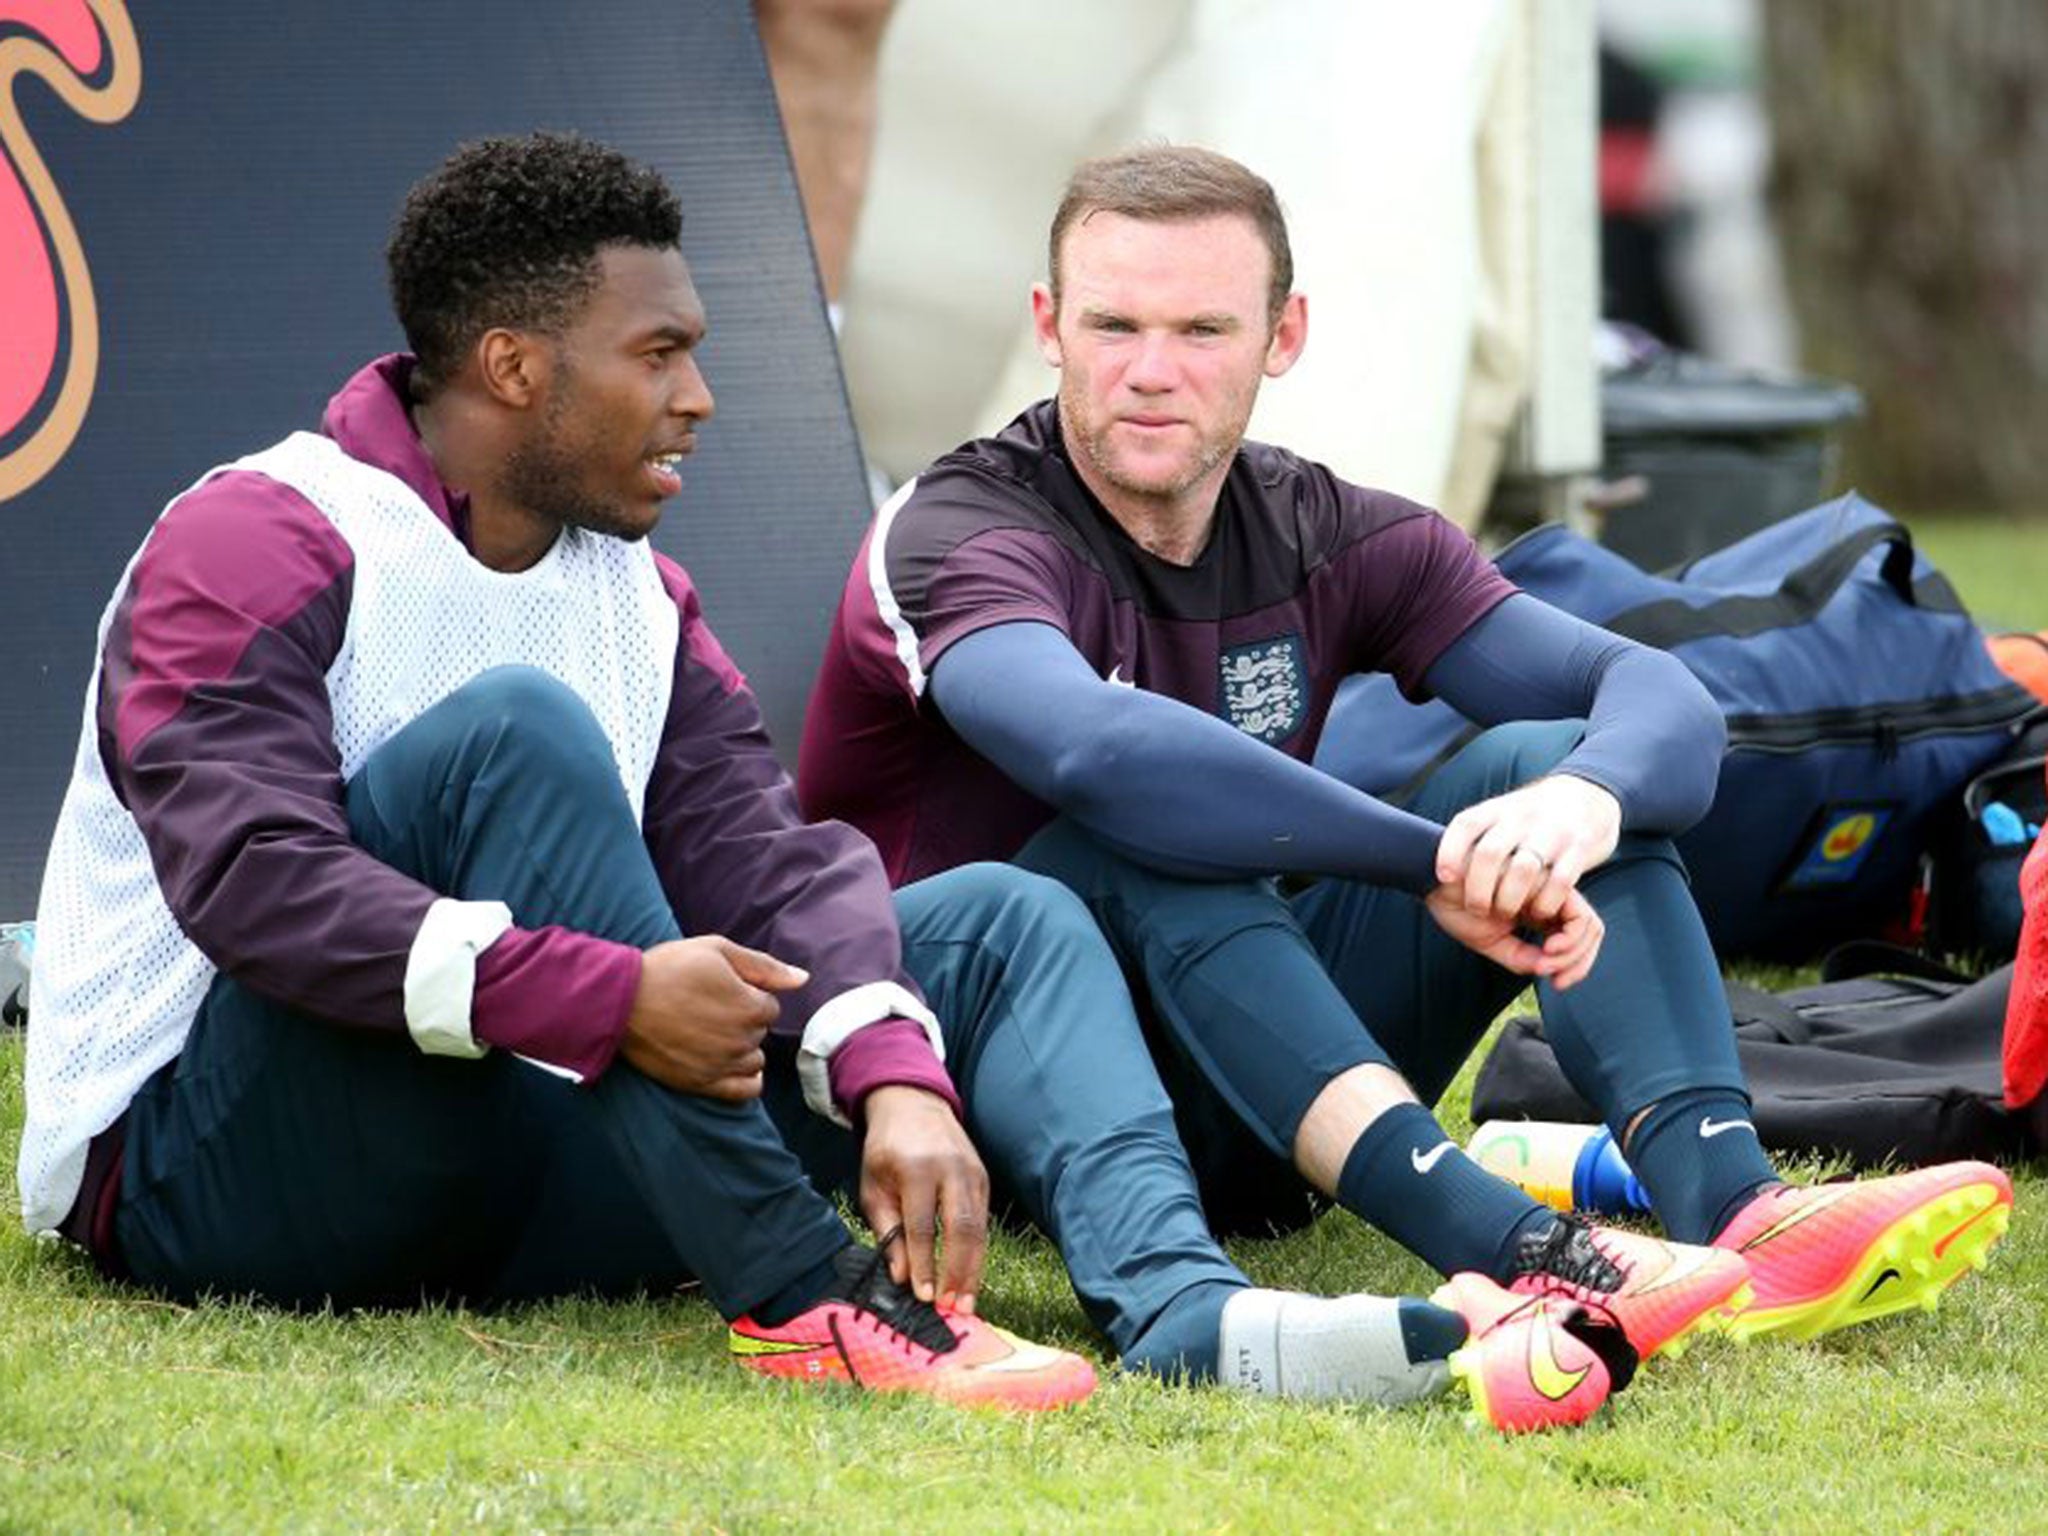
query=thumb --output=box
[710,936,810,992]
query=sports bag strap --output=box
[1603,519,1955,649]
[1819,939,1978,986]
[1725,980,1814,1045]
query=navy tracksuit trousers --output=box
[114,669,1243,1372]
[1017,720,1749,1236]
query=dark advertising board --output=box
[0,1,868,915]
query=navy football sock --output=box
[746,1247,848,1326]
[1336,1102,1554,1281]
[1623,1089,1780,1243]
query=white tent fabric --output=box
[839,0,1595,528]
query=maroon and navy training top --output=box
[799,398,1513,884]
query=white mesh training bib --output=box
[20,432,676,1234]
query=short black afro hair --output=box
[387,132,683,395]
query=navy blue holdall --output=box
[1316,494,2035,960]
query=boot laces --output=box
[830,1228,960,1356]
[1515,1214,1628,1296]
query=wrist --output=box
[862,1083,953,1121]
[1548,771,1623,821]
[801,989,949,1126]
[839,1031,964,1129]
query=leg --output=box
[754,0,897,304]
[118,668,850,1316]
[893,863,1467,1401]
[892,863,1246,1374]
[1298,723,1597,1105]
[1018,818,1546,1280]
[1303,719,1774,1244]
[1014,819,1360,1234]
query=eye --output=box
[1187,321,1225,338]
[1088,315,1135,334]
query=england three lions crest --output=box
[1218,635,1307,744]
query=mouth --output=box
[645,445,691,497]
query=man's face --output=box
[502,244,714,543]
[1033,211,1304,519]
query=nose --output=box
[1124,331,1177,394]
[673,354,715,423]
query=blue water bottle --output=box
[1569,1126,1651,1215]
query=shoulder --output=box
[652,550,746,697]
[885,402,1102,579]
[902,414,1064,528]
[136,465,355,616]
[1239,440,1441,546]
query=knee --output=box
[1027,821,1272,912]
[1463,720,1587,795]
[447,666,597,733]
[1594,830,1688,878]
[918,862,1102,949]
[434,667,618,781]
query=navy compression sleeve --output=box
[1420,594,1725,834]
[928,622,1443,890]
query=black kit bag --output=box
[1316,494,2036,960]
[1923,710,2048,963]
[1470,946,2039,1168]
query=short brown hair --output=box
[1048,144,1293,323]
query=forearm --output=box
[932,624,1443,891]
[646,563,954,1115]
[1424,595,1725,833]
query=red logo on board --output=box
[0,0,140,501]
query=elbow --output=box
[1681,671,1728,771]
[1666,682,1727,829]
[1678,667,1727,757]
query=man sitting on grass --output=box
[800,143,2015,1372]
[16,131,1596,1420]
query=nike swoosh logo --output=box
[1699,1116,1755,1140]
[1932,1194,2004,1259]
[1527,1312,1591,1401]
[728,1332,824,1358]
[1411,1142,1455,1175]
[976,1325,1074,1373]
[1627,1242,1717,1297]
[1104,665,1136,688]
[1738,1188,1853,1252]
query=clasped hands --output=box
[1427,773,1621,990]
[619,934,988,1312]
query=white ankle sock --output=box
[1217,1288,1454,1404]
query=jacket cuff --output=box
[472,925,640,1082]
[402,898,512,1057]
[798,981,947,1128]
[828,1019,963,1126]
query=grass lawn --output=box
[2,512,2044,1531]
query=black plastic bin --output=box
[1598,351,1863,571]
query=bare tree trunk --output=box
[1762,0,2048,513]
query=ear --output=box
[1030,282,1063,368]
[1263,291,1308,379]
[477,328,548,409]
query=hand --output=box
[618,936,808,1100]
[859,1084,990,1313]
[1435,773,1622,927]
[1425,880,1606,990]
